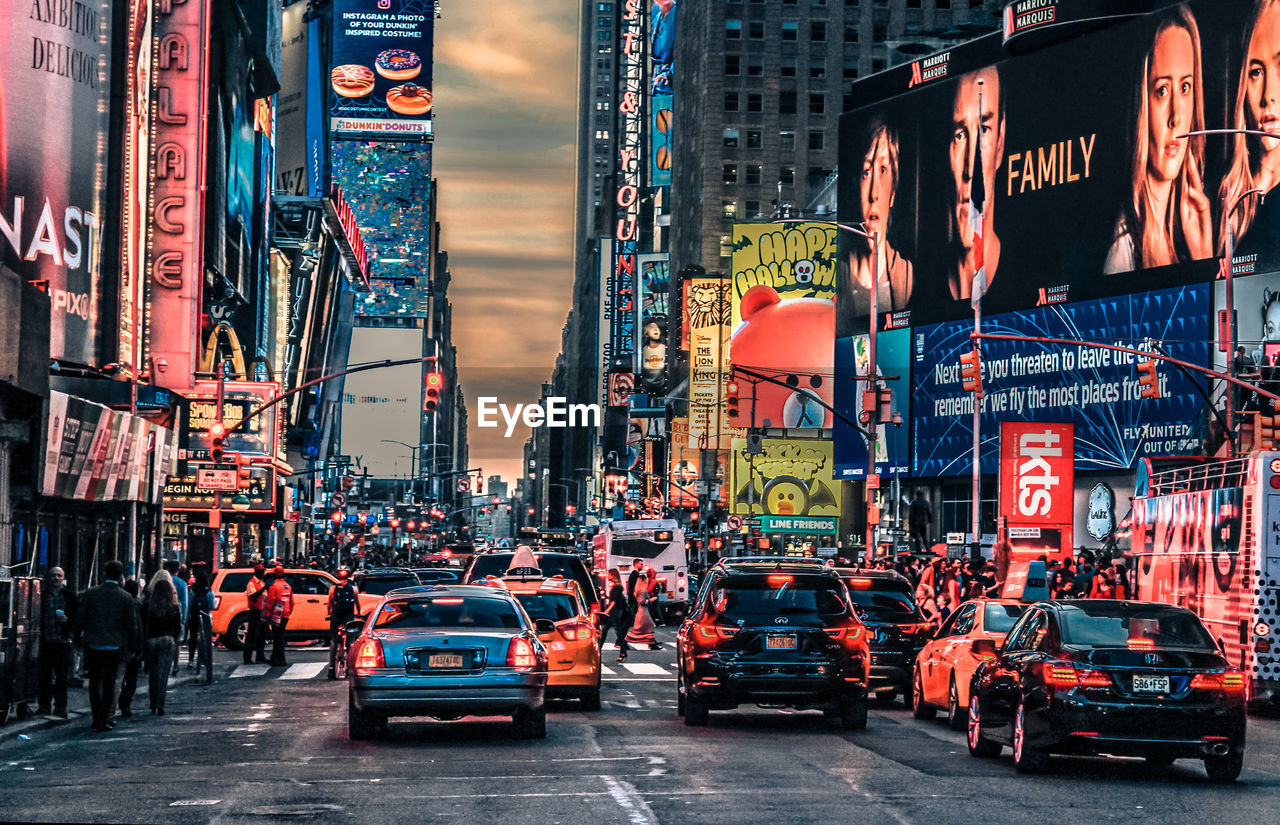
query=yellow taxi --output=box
[910,561,1047,729]
[477,548,602,709]
[212,567,380,649]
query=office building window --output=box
[779,90,797,114]
[723,164,739,184]
[749,20,765,38]
[745,165,762,185]
[809,131,824,150]
[598,30,611,41]
[780,165,795,184]
[781,57,797,77]
[723,200,738,219]
[808,165,826,182]
[844,25,858,42]
[844,59,858,79]
[725,92,740,111]
[746,200,761,217]
[782,21,798,41]
[747,93,763,112]
[809,94,825,114]
[726,19,742,38]
[780,130,795,150]
[724,128,740,148]
[810,58,826,79]
[747,56,764,76]
[595,130,610,140]
[811,21,826,41]
[872,57,885,72]
[725,55,741,75]
[747,130,762,148]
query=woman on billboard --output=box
[847,119,914,312]
[1219,0,1280,260]
[1104,6,1213,274]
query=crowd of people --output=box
[597,559,665,664]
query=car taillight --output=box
[1127,638,1155,650]
[1191,669,1246,692]
[508,637,536,669]
[825,626,863,641]
[559,622,594,641]
[354,639,384,670]
[213,595,221,609]
[1045,662,1110,688]
[1076,669,1111,688]
[697,624,736,640]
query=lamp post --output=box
[381,439,418,499]
[1177,128,1272,456]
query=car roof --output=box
[357,569,418,577]
[713,561,841,577]
[835,569,911,585]
[716,556,827,566]
[381,584,517,600]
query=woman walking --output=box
[600,569,630,660]
[625,569,662,653]
[143,569,182,716]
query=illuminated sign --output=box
[329,184,369,281]
[609,0,645,380]
[146,0,210,391]
[120,0,155,378]
[329,0,434,140]
[184,380,281,461]
[686,277,737,449]
[999,422,1074,529]
[729,437,840,519]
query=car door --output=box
[921,605,969,705]
[982,608,1043,742]
[286,573,329,633]
[936,604,977,705]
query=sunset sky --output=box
[432,2,579,486]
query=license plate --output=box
[1132,674,1170,693]
[428,654,465,669]
[766,635,796,650]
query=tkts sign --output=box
[146,0,210,391]
[999,421,1074,551]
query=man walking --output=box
[261,566,294,667]
[626,559,646,615]
[243,564,268,664]
[326,568,359,679]
[78,560,141,731]
[37,567,77,718]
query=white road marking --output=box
[230,664,271,678]
[279,662,328,680]
[621,662,667,675]
[601,775,659,825]
[599,665,616,675]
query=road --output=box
[2,627,1279,824]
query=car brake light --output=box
[1076,669,1111,688]
[825,626,863,641]
[1192,670,1246,692]
[697,625,736,639]
[354,639,384,670]
[1045,664,1080,687]
[508,637,536,669]
[433,598,464,604]
[559,622,594,641]
[767,575,793,586]
[1127,638,1155,650]
[846,578,873,589]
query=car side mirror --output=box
[344,619,364,642]
[1217,637,1228,655]
[534,618,556,635]
[971,638,998,660]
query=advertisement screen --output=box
[729,438,841,534]
[834,327,911,478]
[728,223,837,429]
[837,0,1280,334]
[912,284,1209,477]
[330,0,434,139]
[340,326,424,479]
[686,276,736,448]
[0,0,113,366]
[637,252,669,393]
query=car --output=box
[352,568,423,597]
[462,551,600,612]
[481,570,602,709]
[211,567,379,649]
[966,599,1247,781]
[675,561,871,729]
[836,569,932,705]
[913,598,1028,729]
[412,568,461,585]
[345,584,551,740]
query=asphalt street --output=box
[2,627,1279,825]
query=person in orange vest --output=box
[242,565,268,665]
[260,566,294,666]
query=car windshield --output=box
[414,571,459,583]
[513,592,579,622]
[469,555,597,603]
[373,597,524,630]
[708,578,848,621]
[359,576,421,596]
[1058,604,1216,650]
[847,588,917,621]
[984,603,1026,634]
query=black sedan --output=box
[967,600,1246,781]
[836,569,932,704]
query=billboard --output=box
[183,381,282,461]
[340,326,424,478]
[686,276,736,448]
[729,223,837,429]
[729,437,840,533]
[648,0,674,185]
[637,252,669,393]
[330,0,434,139]
[0,0,113,366]
[998,421,1074,549]
[837,0,1280,335]
[834,327,911,478]
[912,284,1209,477]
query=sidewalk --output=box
[2,661,207,743]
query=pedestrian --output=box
[599,569,630,658]
[1112,561,1131,600]
[143,569,182,715]
[909,491,932,553]
[77,560,141,732]
[117,579,144,718]
[626,558,646,614]
[326,568,359,679]
[187,567,213,675]
[915,561,942,628]
[261,566,294,666]
[1072,551,1097,596]
[163,560,187,676]
[243,564,269,665]
[36,566,77,718]
[625,569,662,651]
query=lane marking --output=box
[279,662,328,680]
[601,775,659,825]
[230,664,271,678]
[621,663,667,676]
[600,665,616,675]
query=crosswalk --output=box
[222,659,678,681]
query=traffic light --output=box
[424,370,443,412]
[342,475,355,490]
[726,380,741,419]
[1137,359,1160,399]
[209,421,226,463]
[331,511,342,524]
[1260,415,1276,450]
[565,504,576,516]
[959,346,983,395]
[235,452,252,490]
[475,474,484,494]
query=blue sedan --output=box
[346,585,551,740]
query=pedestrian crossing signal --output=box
[1137,360,1160,399]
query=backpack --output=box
[332,583,357,616]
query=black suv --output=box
[675,562,871,729]
[461,551,600,610]
[352,568,421,597]
[836,569,932,704]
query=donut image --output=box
[375,49,422,81]
[331,64,375,98]
[386,84,433,116]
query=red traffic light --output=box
[1137,359,1160,399]
[959,346,983,395]
[424,370,444,412]
[209,421,226,439]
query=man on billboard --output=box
[947,67,1005,304]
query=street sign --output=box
[816,547,837,557]
[946,532,967,544]
[457,478,472,493]
[1008,526,1042,539]
[331,491,347,507]
[745,518,761,526]
[726,514,743,530]
[196,466,238,492]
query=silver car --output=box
[346,585,551,740]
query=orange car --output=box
[212,568,380,649]
[911,599,1028,729]
[480,573,602,710]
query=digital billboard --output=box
[729,437,840,534]
[912,284,1209,477]
[836,0,1280,336]
[649,0,674,186]
[728,223,837,429]
[340,326,424,478]
[834,327,911,478]
[330,0,434,140]
[685,276,737,448]
[0,0,113,366]
[637,252,669,393]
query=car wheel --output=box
[839,696,869,731]
[875,689,898,705]
[946,677,967,731]
[347,690,375,741]
[512,706,547,739]
[582,678,602,712]
[911,669,936,720]
[684,692,709,727]
[225,614,250,651]
[966,693,1002,758]
[1204,751,1244,783]
[1013,703,1050,774]
[676,671,686,717]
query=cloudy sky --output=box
[432,2,579,486]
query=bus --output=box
[1129,453,1280,707]
[592,519,689,623]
